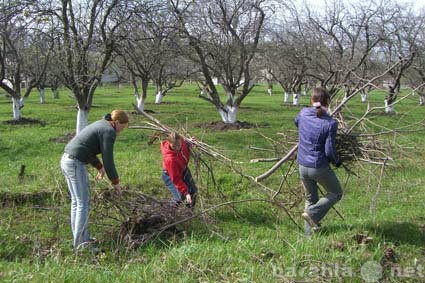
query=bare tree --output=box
[377,4,423,113]
[53,0,131,133]
[170,0,266,124]
[0,1,52,120]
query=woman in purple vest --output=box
[294,87,343,235]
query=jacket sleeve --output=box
[294,113,299,128]
[164,159,188,195]
[325,120,340,165]
[100,130,119,184]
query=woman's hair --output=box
[167,131,181,144]
[311,87,330,117]
[107,110,129,124]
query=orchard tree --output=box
[54,0,132,133]
[0,1,52,120]
[170,0,266,124]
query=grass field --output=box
[1,83,425,282]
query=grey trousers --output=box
[299,164,343,225]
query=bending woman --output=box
[294,87,343,235]
[60,110,128,249]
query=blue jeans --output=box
[299,165,343,225]
[60,153,91,248]
[162,169,197,206]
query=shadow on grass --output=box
[321,221,424,247]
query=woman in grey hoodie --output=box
[60,110,128,249]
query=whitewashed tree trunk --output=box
[292,93,300,105]
[419,95,424,106]
[384,99,395,114]
[118,83,123,90]
[267,88,272,96]
[12,97,22,120]
[218,105,238,124]
[412,91,416,96]
[76,108,89,135]
[155,91,164,104]
[302,90,307,96]
[360,93,367,103]
[136,96,145,112]
[39,89,45,104]
[19,97,26,107]
[52,89,59,99]
[343,92,349,102]
[283,92,290,103]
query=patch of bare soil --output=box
[3,117,45,125]
[49,132,75,143]
[0,191,53,208]
[195,121,267,131]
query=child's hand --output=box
[185,194,192,204]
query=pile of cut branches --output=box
[93,187,195,249]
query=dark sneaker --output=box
[302,212,319,229]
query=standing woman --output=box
[294,87,343,234]
[161,132,197,208]
[60,110,128,249]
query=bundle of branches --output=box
[336,130,390,165]
[130,106,232,164]
[93,187,195,249]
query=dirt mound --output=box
[3,117,45,125]
[195,120,264,131]
[49,132,75,143]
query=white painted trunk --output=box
[39,89,45,104]
[12,97,22,120]
[136,97,145,112]
[302,90,307,96]
[267,88,272,96]
[52,89,59,99]
[361,93,367,103]
[384,100,395,114]
[76,109,89,135]
[343,92,349,102]
[412,91,416,96]
[19,97,26,106]
[284,92,290,103]
[218,106,238,124]
[118,83,123,90]
[292,93,300,105]
[200,90,205,96]
[419,96,424,106]
[155,91,163,104]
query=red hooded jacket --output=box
[161,140,190,195]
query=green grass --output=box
[1,84,425,282]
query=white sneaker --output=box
[302,212,319,229]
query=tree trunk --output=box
[419,95,424,106]
[39,88,45,104]
[267,88,272,96]
[218,105,238,124]
[384,98,395,114]
[136,96,145,112]
[52,88,59,99]
[12,97,22,120]
[283,92,290,103]
[76,108,89,134]
[292,93,300,105]
[155,90,164,104]
[360,91,367,103]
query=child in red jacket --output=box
[161,132,197,207]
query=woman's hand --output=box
[113,184,123,196]
[95,168,105,180]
